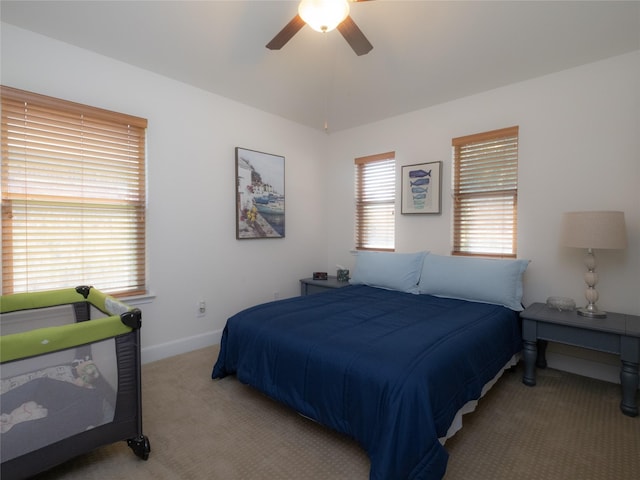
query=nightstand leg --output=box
[536,340,548,369]
[522,339,537,386]
[620,360,639,417]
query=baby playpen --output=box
[1,286,150,479]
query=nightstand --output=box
[520,302,640,417]
[299,276,350,296]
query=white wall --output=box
[327,51,640,316]
[1,24,330,362]
[326,51,640,383]
[3,24,639,382]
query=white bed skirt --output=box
[440,354,519,444]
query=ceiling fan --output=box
[266,0,373,56]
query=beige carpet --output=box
[32,345,638,480]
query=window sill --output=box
[121,292,156,306]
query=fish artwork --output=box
[408,169,431,178]
[410,178,430,186]
[406,167,435,211]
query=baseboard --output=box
[141,329,223,364]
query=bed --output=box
[212,252,529,480]
[1,286,150,479]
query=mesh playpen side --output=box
[1,286,150,479]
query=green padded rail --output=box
[0,287,137,363]
[0,316,132,363]
[1,288,89,313]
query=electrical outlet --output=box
[273,292,280,300]
[196,300,206,318]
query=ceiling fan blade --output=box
[266,14,306,50]
[337,15,373,56]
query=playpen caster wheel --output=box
[127,435,151,460]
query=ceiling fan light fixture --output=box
[298,0,350,33]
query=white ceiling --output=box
[2,1,639,132]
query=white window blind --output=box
[1,86,147,296]
[452,126,519,258]
[354,152,396,251]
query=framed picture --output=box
[235,147,285,239]
[401,161,442,214]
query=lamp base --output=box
[577,306,607,318]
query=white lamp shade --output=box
[298,0,350,33]
[561,211,627,249]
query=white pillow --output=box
[417,253,529,311]
[349,251,428,294]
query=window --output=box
[452,126,519,258]
[354,152,395,251]
[1,86,147,296]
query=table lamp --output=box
[560,211,627,318]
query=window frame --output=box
[1,86,148,296]
[451,126,519,258]
[354,151,396,252]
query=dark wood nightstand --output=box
[299,276,350,296]
[520,302,640,417]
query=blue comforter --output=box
[212,285,521,479]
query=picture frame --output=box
[235,147,285,239]
[401,161,442,214]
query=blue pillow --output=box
[417,254,529,311]
[349,251,428,294]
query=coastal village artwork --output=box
[235,147,285,239]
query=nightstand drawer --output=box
[299,276,349,296]
[534,320,622,355]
